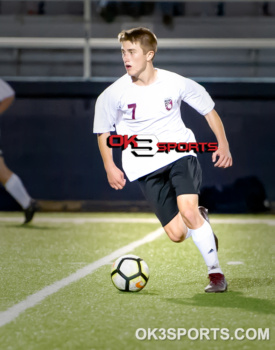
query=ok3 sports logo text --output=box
[107,135,218,157]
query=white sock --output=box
[190,220,223,275]
[4,173,31,209]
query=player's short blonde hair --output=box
[118,27,158,59]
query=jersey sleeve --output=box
[180,77,215,115]
[93,88,120,134]
[0,79,15,101]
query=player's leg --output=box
[0,156,31,208]
[170,156,227,292]
[177,193,227,292]
[0,154,13,183]
[163,211,187,243]
[0,156,38,223]
[177,194,204,229]
[138,166,187,243]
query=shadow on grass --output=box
[165,290,275,315]
[117,290,159,296]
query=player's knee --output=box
[0,160,10,181]
[0,172,7,184]
[164,227,185,243]
[0,167,13,184]
[170,234,185,243]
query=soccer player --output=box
[0,79,38,223]
[93,27,232,293]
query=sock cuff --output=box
[209,267,223,274]
[4,173,18,190]
[4,173,31,209]
[190,220,212,242]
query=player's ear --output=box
[146,50,154,62]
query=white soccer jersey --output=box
[0,79,15,101]
[93,69,215,181]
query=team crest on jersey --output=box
[164,98,173,111]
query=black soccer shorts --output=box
[138,156,202,227]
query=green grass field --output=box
[0,212,274,350]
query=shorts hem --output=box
[161,210,179,228]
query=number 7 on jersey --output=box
[128,103,136,120]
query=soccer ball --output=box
[111,254,149,292]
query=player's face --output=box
[121,41,150,77]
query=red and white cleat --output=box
[205,273,228,293]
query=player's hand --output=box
[106,164,126,190]
[212,145,233,168]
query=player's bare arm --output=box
[0,95,14,115]
[204,109,233,168]
[97,132,126,190]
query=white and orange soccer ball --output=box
[111,255,149,292]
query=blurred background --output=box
[0,0,274,213]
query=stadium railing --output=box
[1,0,275,79]
[1,37,275,79]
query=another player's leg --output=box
[177,194,227,293]
[23,199,39,224]
[0,157,38,223]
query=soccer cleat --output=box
[198,206,218,251]
[23,199,39,224]
[205,273,228,293]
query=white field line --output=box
[0,227,164,328]
[0,216,275,225]
[0,215,274,327]
[212,218,275,226]
[0,217,160,224]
